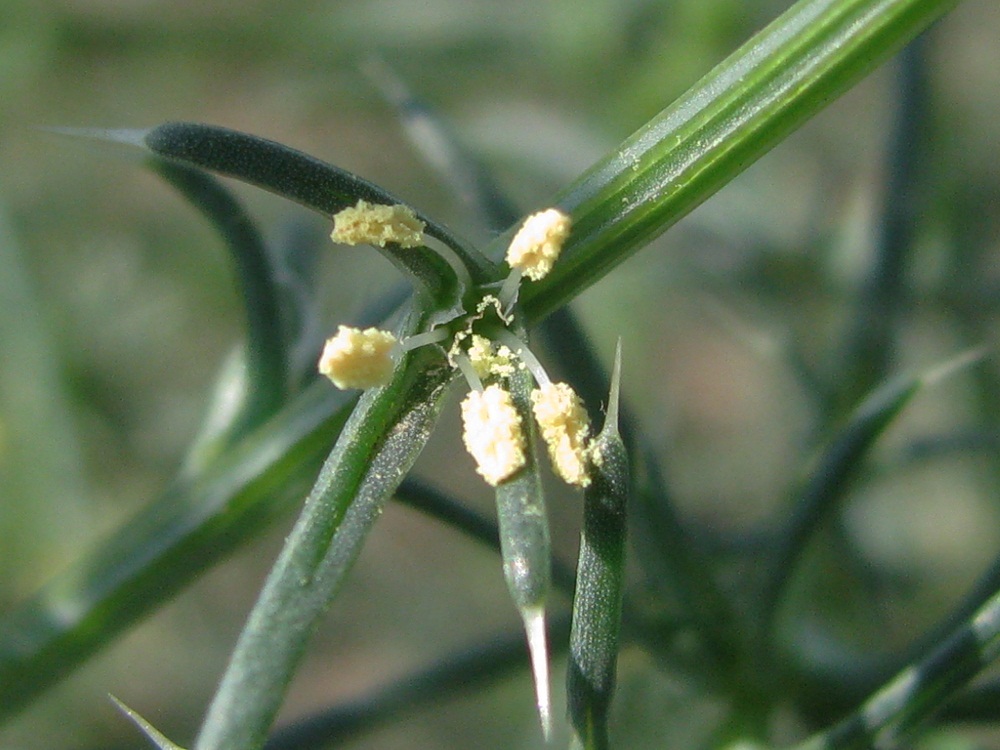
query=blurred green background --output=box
[2,1,1000,748]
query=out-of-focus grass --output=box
[1,2,1000,748]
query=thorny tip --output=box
[110,695,187,750]
[522,606,553,741]
[605,338,623,435]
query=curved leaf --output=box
[143,122,495,283]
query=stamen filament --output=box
[430,240,474,295]
[498,266,523,313]
[492,328,551,387]
[453,352,484,392]
[398,327,449,351]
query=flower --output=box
[506,208,571,281]
[460,384,527,486]
[531,382,592,487]
[331,200,425,248]
[318,325,398,389]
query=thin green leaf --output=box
[111,695,188,750]
[568,342,628,750]
[194,333,454,750]
[0,380,353,723]
[516,0,961,322]
[493,353,553,739]
[145,124,480,322]
[760,351,985,653]
[49,123,495,304]
[795,586,1000,750]
[142,122,495,281]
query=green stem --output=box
[194,338,454,750]
[518,0,961,322]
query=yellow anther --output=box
[318,325,398,389]
[505,208,571,281]
[531,382,591,487]
[331,200,425,248]
[460,384,527,486]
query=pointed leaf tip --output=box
[604,338,623,435]
[110,695,188,750]
[919,347,987,388]
[522,606,553,741]
[42,126,149,147]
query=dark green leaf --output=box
[0,381,352,723]
[143,122,495,283]
[568,343,628,750]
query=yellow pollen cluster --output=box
[468,335,517,380]
[318,325,398,389]
[531,382,592,487]
[506,208,571,281]
[460,384,526,486]
[331,200,425,248]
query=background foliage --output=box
[2,1,1000,748]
